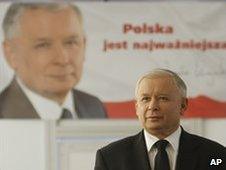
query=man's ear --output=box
[82,36,86,61]
[180,97,188,113]
[2,40,17,70]
[135,100,139,117]
[83,36,86,46]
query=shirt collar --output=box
[17,77,76,120]
[144,126,181,152]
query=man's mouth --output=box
[146,115,163,121]
[48,73,75,80]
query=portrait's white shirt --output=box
[144,126,181,170]
[17,78,77,120]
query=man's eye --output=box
[35,42,50,49]
[64,40,79,46]
[141,97,150,102]
[159,96,168,101]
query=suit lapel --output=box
[132,131,152,170]
[176,128,200,170]
[72,89,83,118]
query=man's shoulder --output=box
[0,79,39,118]
[0,81,16,106]
[0,85,9,117]
[0,86,8,101]
[72,89,101,102]
[176,129,226,170]
[72,89,107,118]
[182,129,225,152]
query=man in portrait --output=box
[0,3,107,119]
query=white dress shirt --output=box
[144,126,181,170]
[17,78,77,120]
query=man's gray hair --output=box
[2,2,83,40]
[135,68,187,99]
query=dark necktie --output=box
[154,140,170,170]
[61,108,73,119]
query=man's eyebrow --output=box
[158,93,170,96]
[140,93,150,96]
[64,35,79,40]
[33,38,51,42]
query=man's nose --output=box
[147,99,159,111]
[54,45,70,65]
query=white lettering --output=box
[210,159,217,165]
[216,159,222,165]
[210,158,222,165]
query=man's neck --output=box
[147,125,180,139]
[16,77,67,105]
[39,91,67,105]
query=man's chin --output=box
[49,86,73,95]
[47,79,76,90]
[47,74,79,84]
[145,122,164,132]
[41,84,73,96]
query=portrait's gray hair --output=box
[135,68,187,99]
[2,2,83,40]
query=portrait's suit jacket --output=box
[0,79,107,118]
[95,128,226,170]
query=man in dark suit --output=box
[0,3,106,119]
[94,69,225,170]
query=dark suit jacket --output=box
[0,79,107,119]
[95,128,226,170]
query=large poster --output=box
[0,2,226,118]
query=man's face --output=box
[135,76,187,138]
[4,7,85,102]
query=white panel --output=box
[0,120,48,170]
